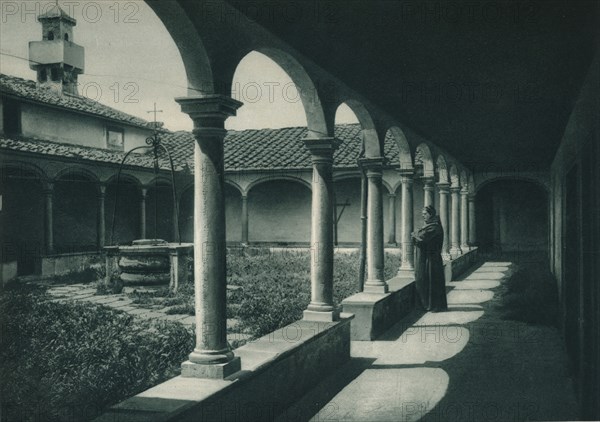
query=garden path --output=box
[282,261,578,422]
[46,284,251,344]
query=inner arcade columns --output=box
[397,171,414,279]
[437,182,451,260]
[241,194,249,245]
[460,188,469,251]
[362,158,387,293]
[387,193,397,245]
[450,186,462,257]
[468,195,476,247]
[139,188,147,239]
[423,177,435,208]
[97,184,106,249]
[303,138,338,321]
[177,95,243,379]
[44,182,54,255]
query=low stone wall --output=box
[95,315,353,422]
[1,261,18,286]
[342,248,479,341]
[41,252,103,277]
[342,278,415,341]
[443,247,479,283]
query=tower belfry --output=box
[29,3,84,95]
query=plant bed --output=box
[0,283,194,421]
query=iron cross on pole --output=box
[147,103,163,129]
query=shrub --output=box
[0,285,194,421]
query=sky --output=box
[0,0,357,131]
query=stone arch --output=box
[143,1,215,95]
[468,174,475,194]
[385,126,413,170]
[104,172,142,188]
[0,161,48,183]
[449,164,460,188]
[145,179,176,242]
[225,179,245,197]
[436,155,449,184]
[476,179,549,257]
[460,170,468,190]
[241,48,329,137]
[247,176,312,194]
[334,99,382,159]
[247,178,312,243]
[475,175,550,195]
[54,166,100,192]
[415,143,434,178]
[0,164,45,275]
[54,168,99,252]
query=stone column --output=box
[423,177,435,208]
[437,182,451,260]
[303,137,338,321]
[450,186,462,258]
[460,188,469,251]
[97,184,106,249]
[241,194,249,245]
[44,182,54,255]
[362,158,387,293]
[176,95,243,379]
[468,195,476,248]
[139,188,148,239]
[387,193,397,245]
[397,171,414,279]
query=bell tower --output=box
[29,4,84,96]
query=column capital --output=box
[359,157,384,178]
[43,181,54,194]
[460,187,470,195]
[303,137,339,163]
[437,182,450,192]
[98,183,107,197]
[387,192,397,198]
[422,176,435,186]
[176,95,242,127]
[468,194,476,202]
[450,186,461,194]
[140,187,149,198]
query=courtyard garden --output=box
[0,249,400,421]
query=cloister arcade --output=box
[2,0,598,418]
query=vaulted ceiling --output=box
[223,0,598,170]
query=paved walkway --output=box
[283,262,578,422]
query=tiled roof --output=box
[0,74,154,129]
[1,124,401,173]
[1,74,402,172]
[162,124,401,171]
[0,135,164,169]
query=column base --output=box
[450,247,462,259]
[396,268,414,280]
[303,309,339,322]
[363,281,389,294]
[181,356,241,379]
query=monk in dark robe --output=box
[411,205,448,312]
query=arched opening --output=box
[248,180,311,244]
[54,169,98,253]
[476,179,548,259]
[333,177,362,244]
[415,144,435,225]
[145,181,175,242]
[64,33,69,41]
[106,176,140,245]
[47,31,54,40]
[179,185,193,243]
[227,51,310,131]
[0,166,44,275]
